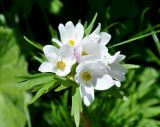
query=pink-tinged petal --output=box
[38,62,54,73]
[74,45,82,63]
[43,45,58,62]
[94,74,114,90]
[80,84,94,106]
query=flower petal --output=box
[65,21,75,41]
[52,38,63,47]
[58,23,67,43]
[94,74,114,90]
[38,62,54,72]
[89,60,107,78]
[99,32,111,45]
[80,84,94,106]
[74,45,83,62]
[75,22,84,43]
[56,64,71,76]
[43,45,58,62]
[82,34,101,59]
[109,63,127,81]
[59,45,75,59]
[114,80,121,87]
[92,23,101,34]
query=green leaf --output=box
[85,13,97,35]
[55,80,75,92]
[28,80,57,104]
[17,73,55,91]
[109,29,160,48]
[106,86,126,99]
[123,64,140,69]
[71,86,82,127]
[143,107,160,117]
[23,36,43,50]
[0,27,27,127]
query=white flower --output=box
[75,60,114,106]
[92,23,111,46]
[38,44,76,76]
[100,46,127,87]
[52,21,84,47]
[75,33,101,62]
[74,23,111,62]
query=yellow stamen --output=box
[57,61,66,70]
[82,51,88,56]
[82,72,92,81]
[68,40,76,46]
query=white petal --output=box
[43,45,58,62]
[58,23,67,43]
[92,23,101,34]
[109,63,127,81]
[114,54,126,63]
[59,45,75,63]
[109,51,121,64]
[95,74,114,90]
[100,45,109,64]
[56,65,71,76]
[82,35,101,58]
[74,72,81,84]
[65,21,75,41]
[89,60,107,78]
[110,63,127,74]
[76,60,94,73]
[99,32,111,45]
[114,80,121,87]
[38,62,54,72]
[80,85,94,106]
[107,51,126,64]
[52,38,63,47]
[75,22,84,43]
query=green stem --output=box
[109,29,160,48]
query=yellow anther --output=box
[68,40,76,46]
[57,61,66,70]
[82,51,88,56]
[82,72,92,81]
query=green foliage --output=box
[0,27,27,127]
[24,36,43,50]
[0,0,160,127]
[44,91,74,127]
[55,79,75,92]
[87,67,160,127]
[85,13,97,35]
[71,86,82,127]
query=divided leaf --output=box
[71,86,82,127]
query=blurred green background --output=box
[0,0,160,127]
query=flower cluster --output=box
[38,21,127,106]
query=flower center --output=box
[82,51,88,56]
[82,72,92,81]
[57,61,66,70]
[68,40,76,46]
